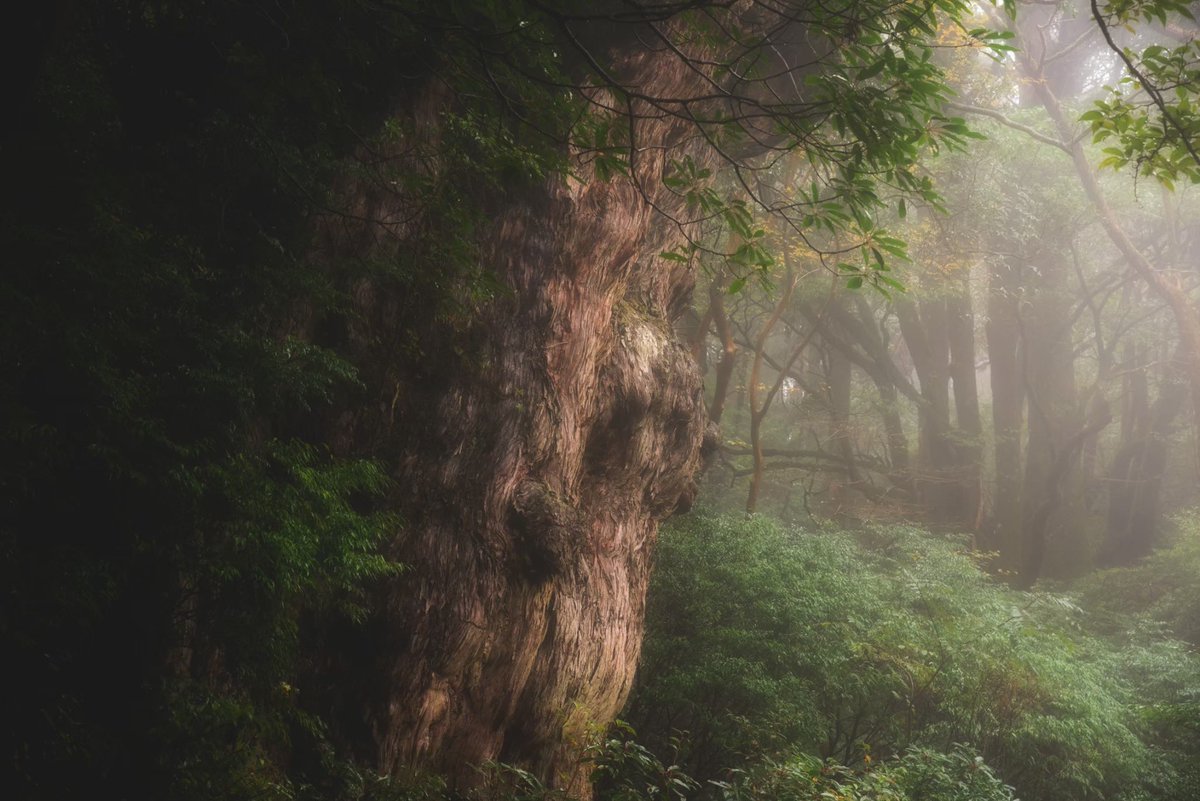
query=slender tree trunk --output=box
[848,297,914,495]
[1120,341,1148,449]
[709,276,738,424]
[896,296,970,527]
[795,295,915,500]
[877,380,913,494]
[1018,251,1082,583]
[1020,401,1112,589]
[828,334,862,496]
[1103,353,1188,564]
[747,268,798,513]
[986,257,1024,569]
[948,275,983,530]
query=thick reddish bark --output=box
[378,193,705,788]
[312,49,716,792]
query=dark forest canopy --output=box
[4,1,1200,800]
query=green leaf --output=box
[857,59,887,82]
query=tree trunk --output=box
[746,268,798,514]
[1102,357,1188,565]
[798,296,919,500]
[846,297,914,496]
[315,52,714,791]
[1018,251,1083,584]
[947,276,983,531]
[709,276,738,425]
[896,295,973,527]
[986,257,1024,570]
[827,332,863,499]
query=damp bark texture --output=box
[309,48,715,792]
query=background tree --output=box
[692,0,1200,590]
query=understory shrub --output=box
[625,512,1200,801]
[721,745,1015,801]
[592,725,1014,801]
[1073,511,1200,644]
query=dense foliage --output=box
[7,0,1200,799]
[593,729,1016,801]
[625,513,1200,801]
[1075,512,1200,644]
[2,0,1014,796]
[1086,0,1200,186]
[3,1,534,797]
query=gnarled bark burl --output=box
[314,49,716,792]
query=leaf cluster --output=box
[1086,1,1200,187]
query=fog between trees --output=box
[698,1,1200,586]
[5,2,1200,801]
